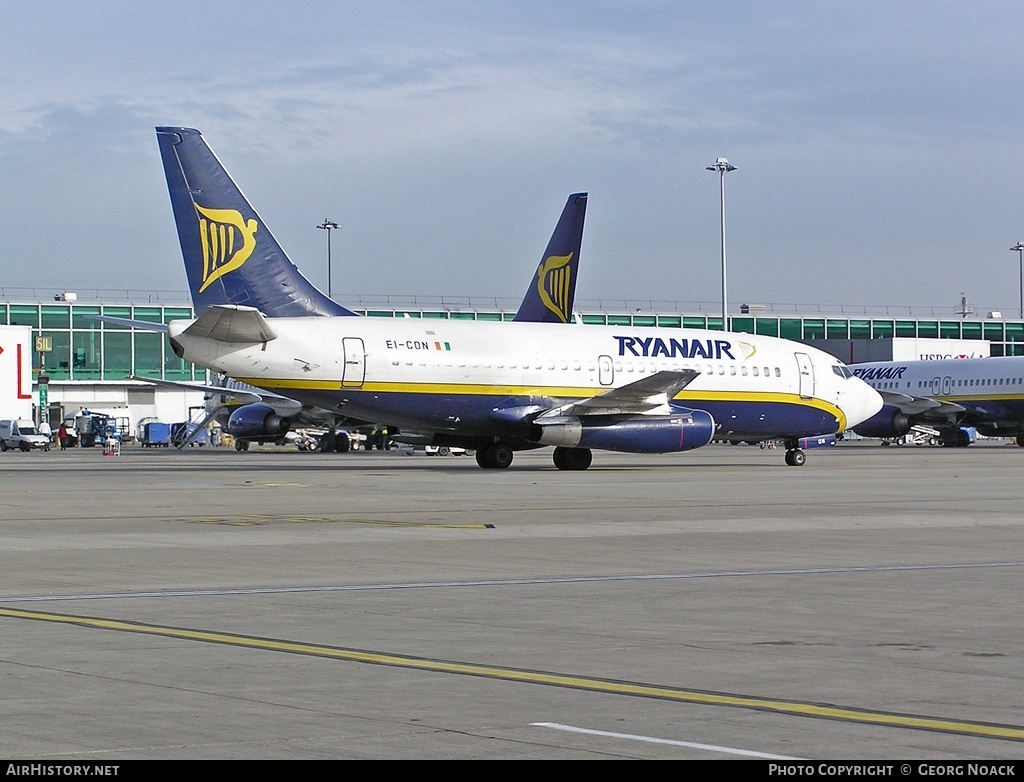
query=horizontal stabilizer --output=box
[129,374,302,414]
[182,305,278,343]
[90,315,169,333]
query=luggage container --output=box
[141,422,171,448]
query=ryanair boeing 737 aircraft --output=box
[154,126,882,469]
[851,356,1024,446]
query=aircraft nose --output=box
[845,378,883,429]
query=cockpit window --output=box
[832,365,853,379]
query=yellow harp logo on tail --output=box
[536,253,573,323]
[194,204,259,292]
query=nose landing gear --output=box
[784,447,806,467]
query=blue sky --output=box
[2,1,1023,315]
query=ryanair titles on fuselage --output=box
[851,366,908,381]
[382,335,739,361]
[614,335,736,360]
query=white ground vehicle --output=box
[425,445,469,456]
[0,419,51,452]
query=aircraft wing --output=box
[538,370,701,418]
[880,390,966,418]
[183,305,278,343]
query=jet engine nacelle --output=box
[974,421,1024,438]
[227,403,291,439]
[851,408,912,439]
[535,410,715,453]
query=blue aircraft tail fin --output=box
[156,127,355,317]
[513,193,587,323]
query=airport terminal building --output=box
[2,290,1022,437]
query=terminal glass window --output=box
[983,322,1004,342]
[826,319,849,339]
[103,332,132,378]
[779,318,802,339]
[164,347,192,380]
[449,312,475,320]
[657,315,681,328]
[39,331,70,381]
[9,305,39,328]
[730,317,754,334]
[607,315,632,326]
[755,318,779,337]
[1005,322,1024,344]
[683,316,707,329]
[872,321,894,339]
[633,315,656,328]
[72,332,102,380]
[476,312,502,322]
[940,321,961,339]
[895,320,917,338]
[40,306,70,329]
[132,307,163,324]
[918,321,939,338]
[0,305,6,323]
[803,319,825,339]
[133,332,163,378]
[71,306,102,329]
[581,314,606,325]
[706,316,724,331]
[849,320,871,339]
[1003,342,1024,357]
[395,311,422,319]
[162,307,193,323]
[962,321,982,340]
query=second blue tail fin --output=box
[513,193,587,323]
[156,127,355,318]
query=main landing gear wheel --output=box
[234,439,250,451]
[784,448,806,467]
[476,443,513,469]
[552,446,593,471]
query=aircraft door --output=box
[342,338,366,388]
[598,354,614,386]
[942,376,952,395]
[795,352,815,398]
[930,376,941,395]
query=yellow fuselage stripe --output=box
[236,377,849,432]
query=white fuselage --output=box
[169,316,882,444]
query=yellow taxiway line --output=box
[2,606,1021,742]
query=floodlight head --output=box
[708,157,737,173]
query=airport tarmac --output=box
[0,440,1021,760]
